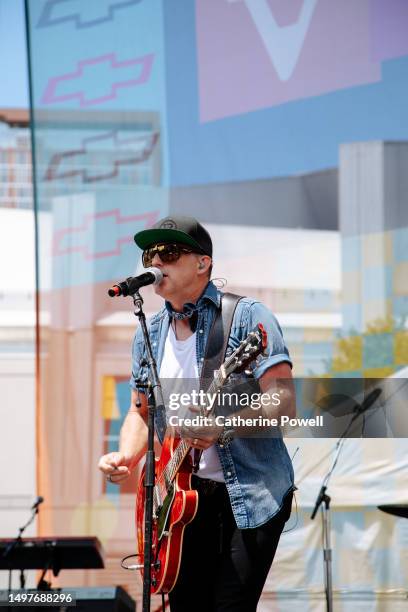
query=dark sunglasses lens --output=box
[142,250,152,267]
[160,245,180,263]
[142,244,182,267]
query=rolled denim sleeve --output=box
[129,325,147,392]
[247,301,292,379]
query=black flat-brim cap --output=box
[134,215,212,257]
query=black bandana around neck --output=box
[167,302,200,332]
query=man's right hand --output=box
[98,452,133,485]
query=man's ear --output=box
[196,255,212,275]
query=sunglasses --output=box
[142,243,197,268]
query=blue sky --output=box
[0,0,28,107]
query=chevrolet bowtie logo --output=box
[37,0,143,30]
[53,209,160,260]
[41,52,154,107]
[44,131,159,183]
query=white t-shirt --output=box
[160,324,224,482]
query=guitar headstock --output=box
[223,323,268,377]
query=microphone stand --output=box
[3,502,41,595]
[131,289,165,612]
[310,389,382,612]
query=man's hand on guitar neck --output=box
[178,404,224,450]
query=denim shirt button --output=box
[199,329,204,333]
[226,471,232,477]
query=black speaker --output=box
[16,587,136,612]
[70,587,136,611]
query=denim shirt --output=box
[130,281,295,528]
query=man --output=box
[98,216,295,612]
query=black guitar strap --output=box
[193,292,243,471]
[200,292,242,384]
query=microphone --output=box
[316,388,382,418]
[31,496,44,511]
[108,267,163,297]
[354,387,382,415]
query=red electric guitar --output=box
[135,323,267,594]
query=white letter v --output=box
[243,0,318,81]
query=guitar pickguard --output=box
[156,483,175,541]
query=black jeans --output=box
[168,476,293,612]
